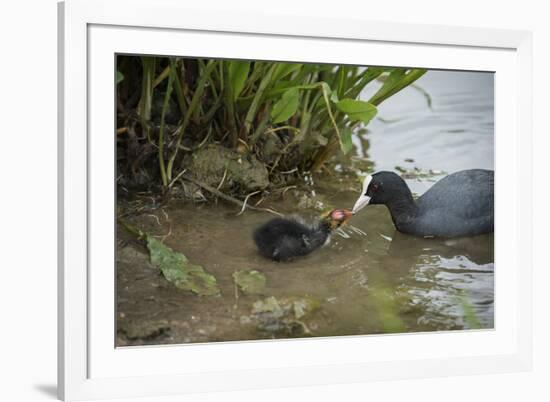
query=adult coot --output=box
[253,209,353,261]
[352,169,494,238]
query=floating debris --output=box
[335,224,367,239]
[395,166,447,180]
[249,296,321,335]
[335,227,351,239]
[233,270,267,295]
[348,225,367,236]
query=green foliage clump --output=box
[116,56,425,193]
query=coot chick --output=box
[254,209,353,261]
[352,169,494,238]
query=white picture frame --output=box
[58,0,533,400]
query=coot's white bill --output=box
[352,194,371,213]
[352,174,373,213]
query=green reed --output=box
[116,56,426,192]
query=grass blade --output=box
[228,61,251,101]
[369,68,427,106]
[271,87,300,124]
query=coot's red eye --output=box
[372,183,380,191]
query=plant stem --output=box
[166,60,216,182]
[171,59,187,117]
[137,57,155,141]
[222,62,239,147]
[153,65,171,88]
[242,64,276,139]
[158,65,175,188]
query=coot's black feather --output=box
[356,169,494,238]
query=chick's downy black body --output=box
[253,218,331,262]
[253,209,353,262]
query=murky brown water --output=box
[116,70,494,346]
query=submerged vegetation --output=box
[116,56,426,198]
[120,220,220,296]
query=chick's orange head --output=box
[329,208,353,222]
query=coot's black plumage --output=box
[254,209,352,261]
[352,169,494,238]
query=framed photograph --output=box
[58,0,533,400]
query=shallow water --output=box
[116,70,494,345]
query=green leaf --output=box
[272,63,302,82]
[334,66,347,98]
[233,270,266,295]
[338,127,353,154]
[335,98,378,124]
[116,70,124,84]
[227,61,251,101]
[271,87,300,123]
[243,64,276,136]
[382,68,408,86]
[344,67,385,99]
[368,68,427,106]
[368,68,407,105]
[146,236,220,296]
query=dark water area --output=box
[116,70,495,346]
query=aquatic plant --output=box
[116,56,426,195]
[118,219,220,296]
